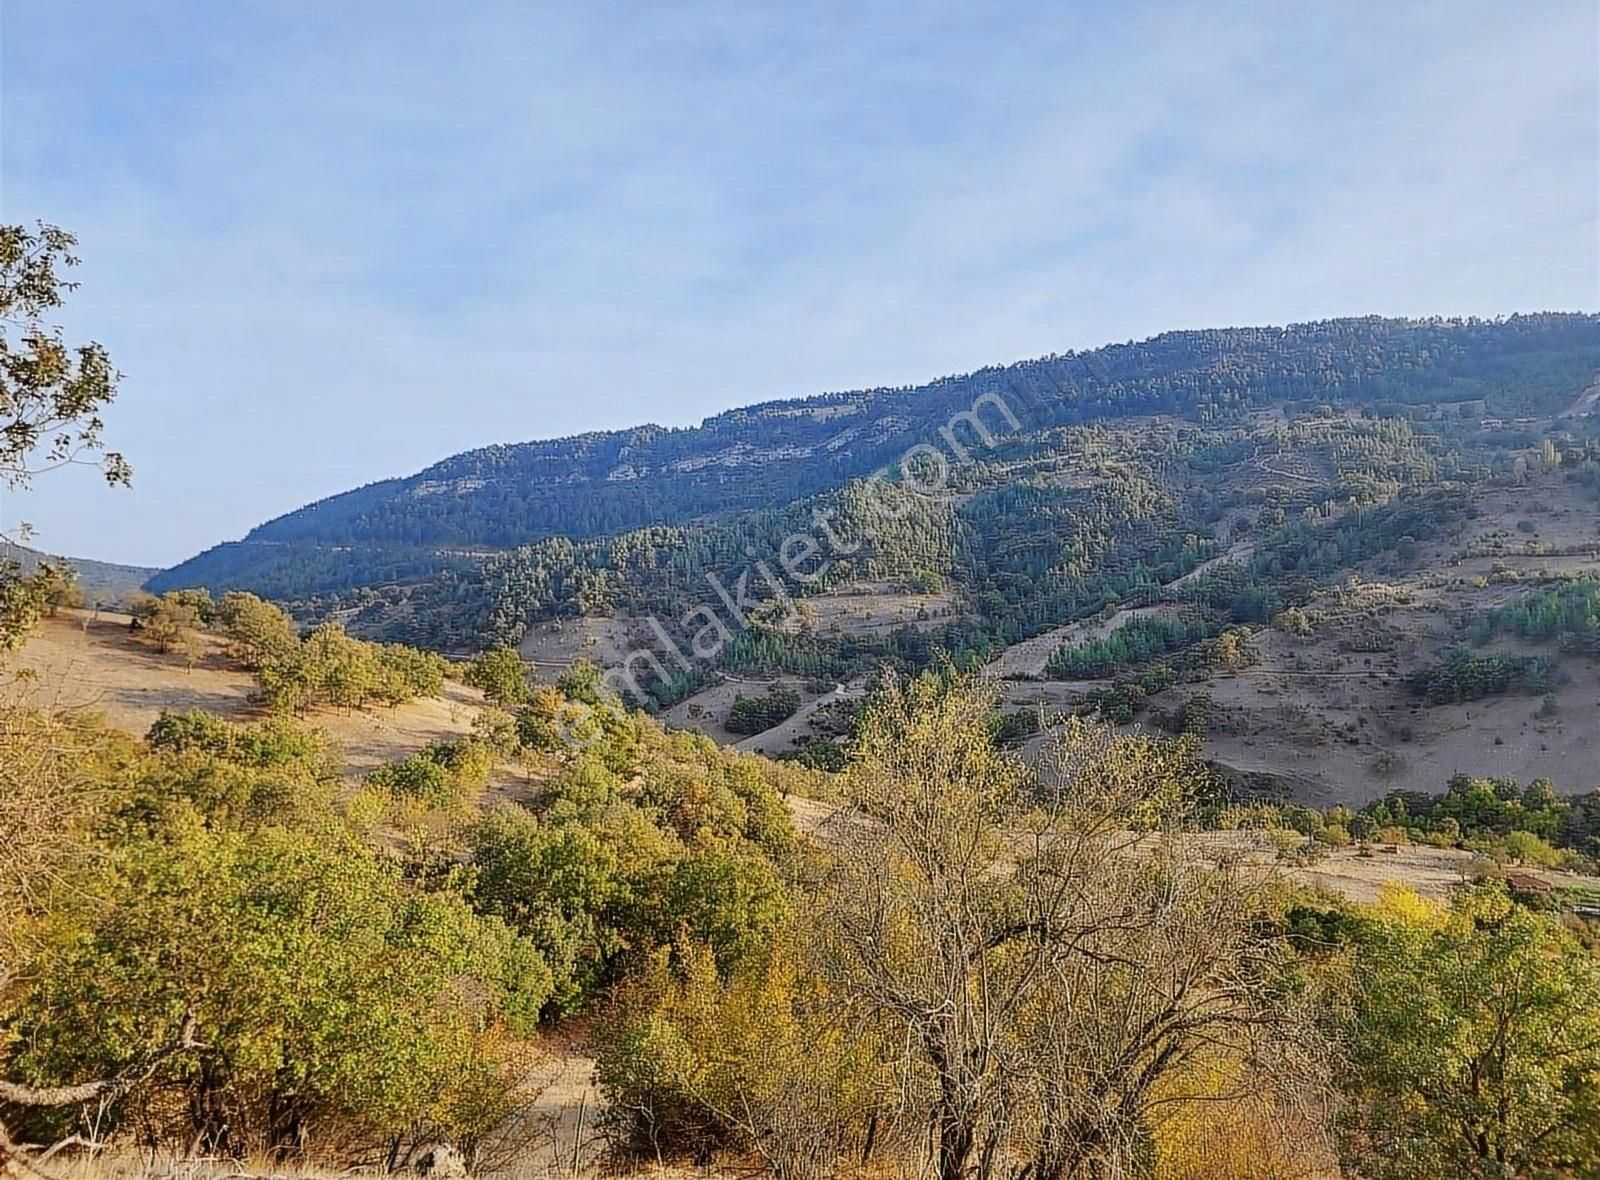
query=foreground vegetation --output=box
[5,659,1600,1180]
[0,658,811,1162]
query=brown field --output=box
[799,580,958,635]
[15,595,1598,909]
[7,612,493,780]
[659,673,823,746]
[516,614,641,680]
[789,798,1600,905]
[1212,828,1600,905]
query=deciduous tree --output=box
[1338,884,1600,1179]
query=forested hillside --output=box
[148,313,1600,803]
[0,542,154,605]
[154,314,1600,600]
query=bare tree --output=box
[816,671,1035,1180]
[1008,719,1333,1180]
[816,675,1332,1180]
[1013,851,1331,1179]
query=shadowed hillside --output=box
[1,542,156,605]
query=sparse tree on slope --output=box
[816,673,1329,1180]
[0,223,126,654]
[466,645,531,706]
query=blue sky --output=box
[2,0,1596,567]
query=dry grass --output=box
[18,608,1599,907]
[5,613,495,781]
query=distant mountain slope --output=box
[146,312,1600,805]
[2,542,157,605]
[153,314,1600,602]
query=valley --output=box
[543,457,1600,806]
[13,309,1600,1180]
[13,604,1600,913]
[7,11,1600,1173]
[133,315,1600,807]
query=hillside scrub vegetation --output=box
[1196,769,1600,876]
[0,658,812,1168]
[104,588,454,715]
[4,659,1600,1178]
[207,590,448,712]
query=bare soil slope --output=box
[991,470,1600,805]
[8,612,489,779]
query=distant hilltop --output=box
[1,541,157,606]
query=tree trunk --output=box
[186,1061,231,1158]
[861,1111,879,1164]
[937,1088,976,1180]
[266,1083,306,1162]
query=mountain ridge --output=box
[142,311,1600,802]
[154,312,1600,600]
[2,541,157,605]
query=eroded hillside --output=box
[142,317,1600,805]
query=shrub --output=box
[466,647,530,706]
[726,685,802,736]
[1493,829,1563,868]
[366,739,495,810]
[255,623,448,715]
[7,818,551,1155]
[593,939,880,1176]
[1408,650,1554,704]
[1338,885,1600,1178]
[216,591,299,669]
[778,736,846,773]
[470,803,624,1012]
